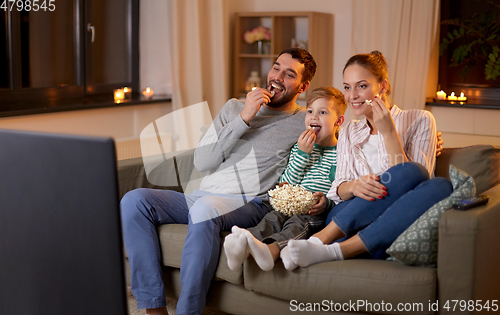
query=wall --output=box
[0,102,173,160]
[427,106,500,147]
[139,0,172,96]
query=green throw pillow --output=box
[386,165,475,267]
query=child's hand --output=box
[298,129,316,154]
[308,192,326,215]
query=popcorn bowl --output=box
[268,194,318,216]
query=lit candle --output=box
[436,90,447,100]
[123,87,132,99]
[457,92,467,101]
[447,92,458,101]
[114,88,125,102]
[142,87,154,100]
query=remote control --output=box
[452,195,489,210]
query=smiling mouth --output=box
[269,82,284,94]
[351,102,366,108]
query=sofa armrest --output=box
[437,183,500,312]
[117,149,196,200]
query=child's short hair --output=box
[306,87,347,116]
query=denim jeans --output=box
[120,188,268,314]
[326,162,453,254]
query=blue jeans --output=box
[326,162,453,254]
[120,188,268,314]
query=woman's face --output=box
[343,64,383,117]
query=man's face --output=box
[266,53,306,108]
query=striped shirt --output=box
[327,105,437,204]
[280,143,337,211]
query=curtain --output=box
[168,0,230,117]
[351,0,440,110]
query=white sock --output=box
[289,237,344,267]
[223,232,249,271]
[232,227,275,271]
[231,225,245,235]
[280,245,298,270]
[280,237,322,270]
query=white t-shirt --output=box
[360,134,383,175]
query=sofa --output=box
[118,145,500,315]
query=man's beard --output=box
[266,83,301,108]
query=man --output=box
[121,48,317,315]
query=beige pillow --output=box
[435,145,500,194]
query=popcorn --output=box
[268,183,317,216]
[365,94,379,106]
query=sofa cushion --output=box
[386,165,475,267]
[244,259,436,315]
[435,145,500,194]
[157,224,244,285]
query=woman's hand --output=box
[370,95,408,165]
[370,96,397,136]
[298,129,316,154]
[340,174,387,201]
[308,192,326,215]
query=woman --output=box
[285,51,453,267]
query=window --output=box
[438,0,500,100]
[0,0,139,115]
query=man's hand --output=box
[308,192,326,215]
[297,129,316,154]
[241,88,273,125]
[436,131,444,157]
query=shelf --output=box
[238,54,275,58]
[426,98,500,110]
[232,11,333,98]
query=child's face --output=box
[305,98,340,147]
[343,64,384,117]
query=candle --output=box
[457,92,467,101]
[142,87,154,100]
[114,88,125,102]
[123,87,132,99]
[436,90,447,100]
[447,92,457,101]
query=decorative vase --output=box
[256,41,270,55]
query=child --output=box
[223,86,347,271]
